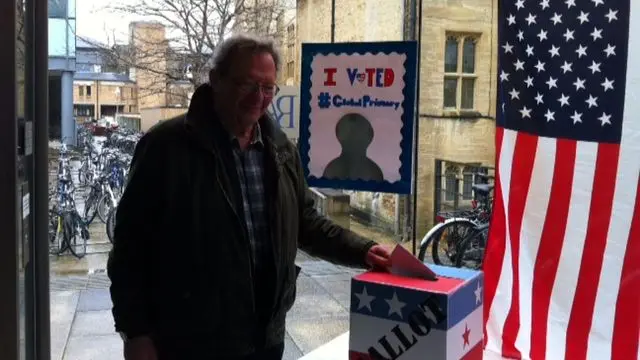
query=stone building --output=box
[129,22,194,130]
[296,0,497,236]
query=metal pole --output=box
[330,0,336,43]
[411,0,423,255]
[33,0,51,357]
[25,0,37,358]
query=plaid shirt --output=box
[230,124,271,275]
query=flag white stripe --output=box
[485,128,518,354]
[513,136,556,358]
[545,141,598,360]
[587,3,640,358]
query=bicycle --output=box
[48,144,90,259]
[418,173,494,268]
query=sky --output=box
[75,0,297,46]
[76,0,141,45]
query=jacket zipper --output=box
[214,159,257,317]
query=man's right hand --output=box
[124,336,157,360]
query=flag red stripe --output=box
[565,143,620,359]
[483,126,507,346]
[611,180,640,360]
[529,139,577,360]
[501,132,538,359]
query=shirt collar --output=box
[230,123,264,148]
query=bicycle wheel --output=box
[431,220,479,266]
[49,211,64,255]
[106,207,116,243]
[66,213,88,259]
[455,226,489,269]
[97,194,113,223]
[83,192,99,225]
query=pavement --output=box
[49,250,364,360]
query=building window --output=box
[443,34,479,111]
[286,61,294,79]
[462,166,475,200]
[444,165,459,202]
[86,86,92,96]
[78,86,84,96]
[73,104,94,117]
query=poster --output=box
[299,42,417,194]
[267,85,300,142]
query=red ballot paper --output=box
[389,244,438,281]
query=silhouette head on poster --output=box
[322,113,384,181]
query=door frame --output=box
[0,0,20,355]
[30,0,52,357]
[0,0,50,358]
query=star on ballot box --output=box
[348,245,484,360]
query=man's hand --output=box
[365,245,392,271]
[124,336,157,360]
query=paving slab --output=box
[313,275,353,311]
[62,334,123,360]
[76,289,113,312]
[287,274,346,320]
[283,332,304,360]
[286,314,350,355]
[50,291,80,360]
[70,310,116,338]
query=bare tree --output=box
[85,0,292,105]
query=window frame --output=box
[443,33,481,116]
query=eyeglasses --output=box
[234,80,280,97]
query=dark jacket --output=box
[107,83,377,357]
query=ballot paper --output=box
[389,244,438,281]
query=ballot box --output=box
[348,263,484,360]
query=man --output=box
[107,33,392,360]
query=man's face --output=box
[218,51,278,128]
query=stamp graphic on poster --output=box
[299,42,417,194]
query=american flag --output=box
[483,0,640,359]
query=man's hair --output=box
[208,33,281,82]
